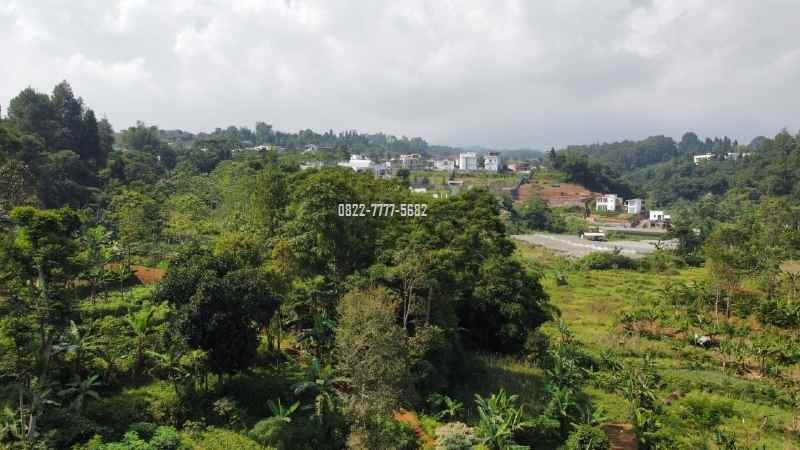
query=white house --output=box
[596,194,620,212]
[625,198,643,215]
[338,155,375,172]
[433,159,456,171]
[300,161,324,170]
[398,153,422,169]
[693,153,714,164]
[458,152,478,171]
[484,152,500,172]
[726,152,751,161]
[649,210,668,222]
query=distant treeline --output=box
[550,130,798,207]
[155,124,432,160]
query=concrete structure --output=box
[458,152,478,171]
[433,159,456,171]
[398,153,422,169]
[693,153,714,164]
[726,152,751,161]
[596,194,621,212]
[484,152,500,172]
[649,210,669,222]
[338,155,376,172]
[300,161,324,170]
[625,198,643,215]
[507,162,530,172]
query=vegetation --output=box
[2,80,800,449]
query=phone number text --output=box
[338,203,427,217]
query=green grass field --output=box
[514,241,800,449]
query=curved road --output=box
[512,233,673,259]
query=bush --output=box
[638,250,684,274]
[197,427,268,450]
[248,417,291,450]
[563,425,610,450]
[128,422,158,440]
[676,391,736,429]
[524,330,550,367]
[347,417,418,450]
[579,252,637,270]
[149,426,185,450]
[434,422,476,450]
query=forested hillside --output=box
[3,81,800,450]
[552,130,800,208]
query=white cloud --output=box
[1,0,799,147]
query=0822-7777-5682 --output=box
[337,203,427,217]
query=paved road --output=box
[512,233,672,259]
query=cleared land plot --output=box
[512,232,669,258]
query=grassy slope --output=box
[515,241,799,449]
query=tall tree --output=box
[51,81,85,152]
[7,87,56,145]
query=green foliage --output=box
[578,252,637,270]
[347,417,418,450]
[434,422,476,450]
[248,417,290,450]
[563,424,610,450]
[157,247,282,375]
[195,427,268,450]
[549,150,634,198]
[474,389,531,450]
[3,82,109,208]
[517,197,566,233]
[675,391,736,430]
[335,287,410,422]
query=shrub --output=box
[197,427,267,450]
[128,422,158,441]
[149,426,185,450]
[579,252,637,270]
[563,425,610,450]
[248,417,291,450]
[347,417,418,450]
[524,330,550,367]
[434,422,476,450]
[677,391,736,430]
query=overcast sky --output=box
[2,0,799,149]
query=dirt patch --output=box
[394,409,435,448]
[517,181,594,208]
[130,265,165,284]
[602,423,638,450]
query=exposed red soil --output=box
[394,409,435,448]
[517,181,595,207]
[130,265,165,284]
[104,264,165,285]
[602,423,638,450]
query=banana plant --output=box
[126,303,160,377]
[474,389,532,450]
[428,393,464,420]
[58,374,101,412]
[267,399,300,424]
[292,358,340,420]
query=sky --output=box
[1,0,799,149]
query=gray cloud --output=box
[1,0,799,148]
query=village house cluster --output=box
[595,194,670,225]
[692,152,751,165]
[331,151,521,175]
